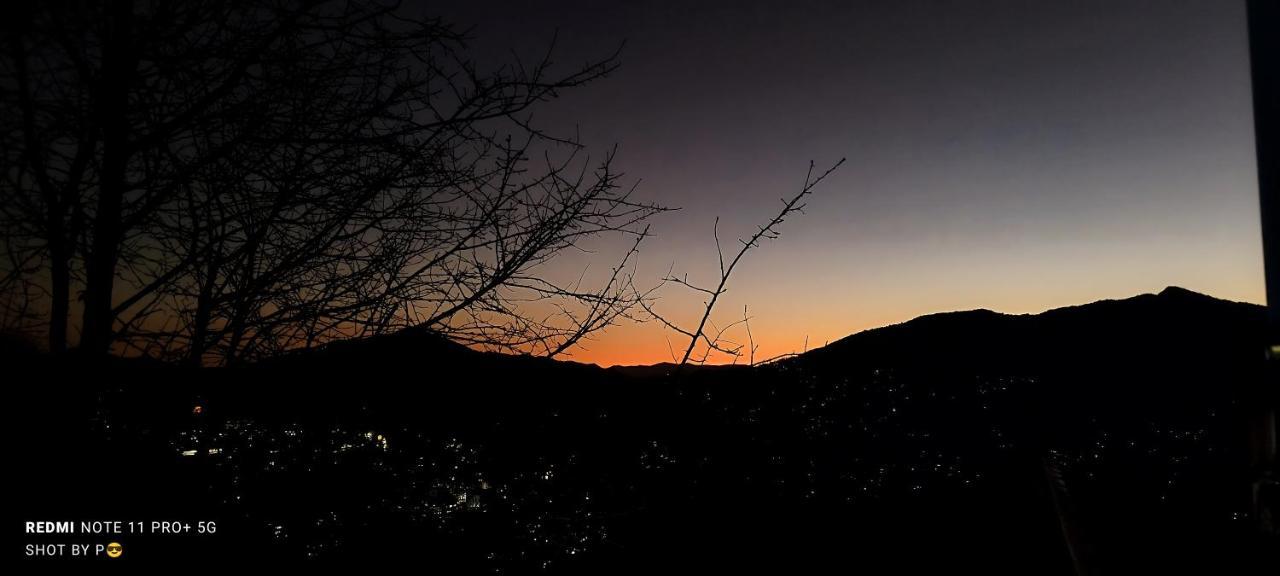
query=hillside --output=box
[15,287,1272,571]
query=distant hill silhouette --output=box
[15,287,1272,572]
[799,285,1262,367]
[260,285,1265,376]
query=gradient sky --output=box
[433,0,1266,366]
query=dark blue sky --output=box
[431,0,1263,365]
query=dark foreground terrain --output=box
[14,287,1277,571]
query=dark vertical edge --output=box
[1245,0,1278,541]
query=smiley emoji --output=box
[105,542,123,558]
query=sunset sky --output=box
[437,0,1266,366]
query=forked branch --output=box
[641,158,845,366]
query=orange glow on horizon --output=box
[557,280,1267,368]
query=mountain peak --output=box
[1157,285,1203,298]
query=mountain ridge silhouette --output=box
[15,285,1270,570]
[269,285,1264,373]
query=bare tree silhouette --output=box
[1,0,666,363]
[639,158,844,366]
